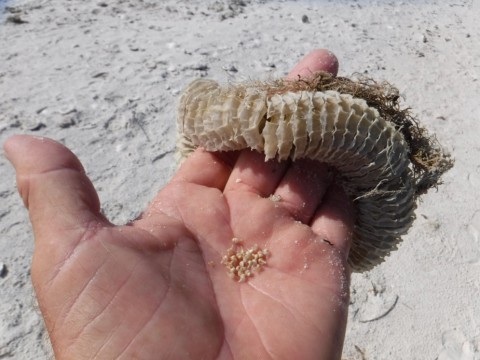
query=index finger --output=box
[287,48,339,80]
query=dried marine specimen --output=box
[176,72,452,272]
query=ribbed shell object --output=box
[177,78,415,272]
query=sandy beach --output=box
[1,0,479,358]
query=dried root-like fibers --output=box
[176,73,453,272]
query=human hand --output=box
[4,49,354,360]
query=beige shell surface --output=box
[177,78,415,272]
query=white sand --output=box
[1,0,479,358]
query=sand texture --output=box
[1,0,479,358]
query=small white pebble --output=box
[115,144,126,152]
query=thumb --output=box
[3,135,108,265]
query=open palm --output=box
[5,50,354,360]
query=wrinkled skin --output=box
[4,49,355,360]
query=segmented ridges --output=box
[177,79,416,272]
